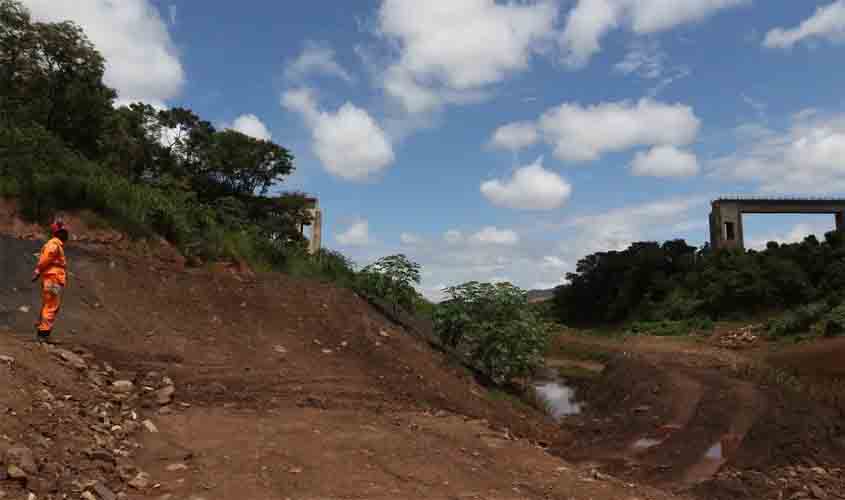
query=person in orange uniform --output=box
[32,221,69,343]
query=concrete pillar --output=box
[709,210,721,249]
[308,209,322,255]
[714,202,743,251]
[837,211,844,232]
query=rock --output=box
[809,484,828,500]
[54,349,87,370]
[165,463,188,472]
[82,492,97,500]
[811,467,827,475]
[111,380,134,393]
[87,371,106,386]
[28,477,54,495]
[5,446,37,475]
[40,462,62,477]
[0,355,13,364]
[379,329,391,338]
[155,385,175,405]
[86,449,115,463]
[142,420,159,433]
[208,382,227,394]
[92,483,117,500]
[273,345,288,354]
[128,472,151,490]
[18,305,29,313]
[6,464,26,481]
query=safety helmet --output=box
[50,220,68,237]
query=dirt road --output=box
[547,333,845,500]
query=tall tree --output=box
[198,129,294,198]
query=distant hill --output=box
[527,288,556,303]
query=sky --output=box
[21,0,845,299]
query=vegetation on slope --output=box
[0,0,317,271]
[552,234,845,333]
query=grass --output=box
[550,337,614,364]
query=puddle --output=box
[705,442,723,460]
[533,380,582,420]
[632,437,664,450]
[684,434,741,483]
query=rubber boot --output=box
[36,329,52,344]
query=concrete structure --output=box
[301,197,322,254]
[710,197,845,250]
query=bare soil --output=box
[0,231,680,500]
[4,213,845,500]
[548,333,845,500]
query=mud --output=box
[549,334,845,500]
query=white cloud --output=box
[710,112,845,193]
[488,121,540,152]
[376,0,558,114]
[337,220,370,247]
[285,41,353,82]
[343,196,705,301]
[542,256,569,269]
[400,232,423,245]
[225,114,272,141]
[282,88,395,181]
[480,157,572,210]
[537,98,701,162]
[747,223,833,250]
[470,227,520,246]
[615,39,665,79]
[631,145,700,178]
[565,196,708,256]
[763,1,845,49]
[444,230,464,245]
[560,0,749,68]
[626,0,751,33]
[22,0,185,107]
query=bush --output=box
[356,254,422,314]
[766,302,829,339]
[624,318,714,337]
[823,305,845,338]
[434,281,553,384]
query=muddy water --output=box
[532,368,582,420]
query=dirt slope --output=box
[1,232,684,500]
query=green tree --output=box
[359,254,422,314]
[200,129,295,197]
[434,281,552,384]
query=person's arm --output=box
[33,242,56,280]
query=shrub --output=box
[766,302,829,339]
[434,281,553,384]
[357,254,422,314]
[823,305,845,338]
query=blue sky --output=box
[22,1,845,298]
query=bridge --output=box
[710,196,845,250]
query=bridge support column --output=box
[710,202,744,250]
[309,208,322,255]
[837,211,844,233]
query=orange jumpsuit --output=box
[34,237,67,333]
